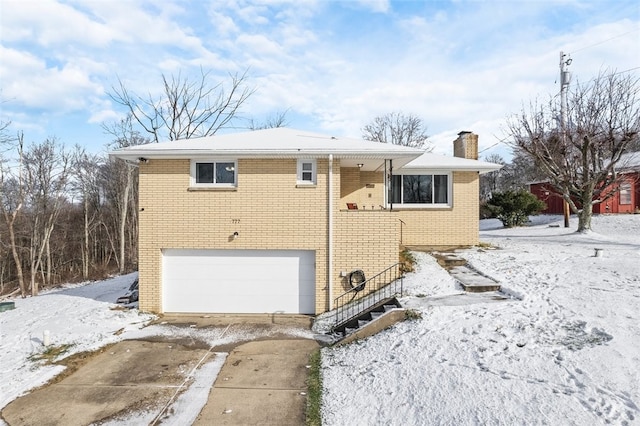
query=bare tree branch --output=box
[109,68,255,143]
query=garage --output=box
[162,249,316,314]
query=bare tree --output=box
[479,153,506,200]
[497,148,548,191]
[247,109,290,130]
[0,128,28,296]
[103,115,150,273]
[110,68,255,143]
[507,71,640,232]
[71,146,103,280]
[22,137,70,294]
[362,112,432,150]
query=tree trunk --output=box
[83,197,90,279]
[118,169,132,274]
[577,197,593,233]
[6,210,26,297]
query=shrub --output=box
[486,190,546,227]
[399,249,416,273]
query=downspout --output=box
[389,159,394,210]
[328,154,334,310]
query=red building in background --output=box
[529,152,640,214]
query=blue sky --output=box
[1,0,638,160]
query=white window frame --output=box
[388,171,452,208]
[297,159,317,185]
[619,181,631,205]
[190,159,237,188]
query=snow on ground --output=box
[0,273,154,410]
[322,215,640,426]
[2,214,638,425]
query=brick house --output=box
[110,128,500,315]
[530,151,640,214]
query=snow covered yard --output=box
[321,215,640,425]
[0,273,155,410]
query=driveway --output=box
[1,317,320,425]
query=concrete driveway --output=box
[1,317,320,425]
[194,339,320,425]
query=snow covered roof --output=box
[400,152,503,174]
[109,127,502,173]
[618,151,640,171]
[109,127,425,170]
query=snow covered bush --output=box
[485,190,546,227]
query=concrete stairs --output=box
[433,253,501,293]
[331,298,404,344]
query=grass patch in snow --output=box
[477,241,497,249]
[28,344,74,364]
[306,349,322,426]
[404,309,423,321]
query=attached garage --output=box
[162,249,316,314]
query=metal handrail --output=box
[333,263,404,327]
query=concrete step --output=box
[335,308,406,346]
[432,253,467,268]
[449,265,501,292]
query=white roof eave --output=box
[109,149,424,162]
[399,164,503,174]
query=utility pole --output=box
[559,51,571,228]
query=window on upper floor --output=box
[190,160,237,187]
[389,173,450,207]
[297,159,317,185]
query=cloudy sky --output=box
[1,0,638,159]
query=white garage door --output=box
[162,249,316,314]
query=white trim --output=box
[390,172,453,208]
[297,158,317,185]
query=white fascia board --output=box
[399,153,503,174]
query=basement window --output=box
[190,160,237,188]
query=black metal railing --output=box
[333,263,404,327]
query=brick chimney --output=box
[453,131,478,160]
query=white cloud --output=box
[0,46,102,111]
[0,0,637,157]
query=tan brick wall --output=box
[138,158,331,314]
[339,168,385,210]
[137,160,480,315]
[332,210,400,308]
[397,171,480,247]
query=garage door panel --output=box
[162,249,315,314]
